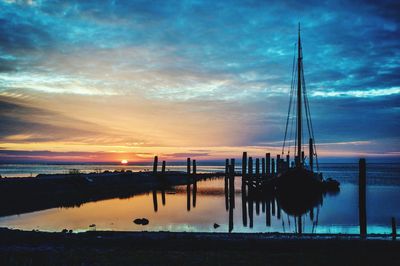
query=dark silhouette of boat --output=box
[273,24,339,203]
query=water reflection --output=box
[0,175,399,234]
[231,174,339,234]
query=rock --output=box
[89,224,96,227]
[213,223,220,229]
[133,218,149,225]
[61,229,68,233]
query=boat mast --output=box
[297,23,302,168]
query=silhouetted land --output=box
[0,228,399,265]
[0,171,223,217]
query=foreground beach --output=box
[0,228,399,265]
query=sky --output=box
[0,0,399,163]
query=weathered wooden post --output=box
[309,138,314,172]
[359,158,367,237]
[255,158,260,179]
[193,160,197,175]
[277,155,280,174]
[153,156,158,174]
[225,159,229,211]
[248,157,253,180]
[286,154,290,171]
[230,158,235,176]
[161,160,166,174]
[271,159,275,176]
[392,217,397,240]
[261,158,265,178]
[187,158,191,175]
[242,152,247,179]
[266,153,271,176]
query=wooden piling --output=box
[248,157,253,179]
[266,153,271,176]
[286,154,290,171]
[392,217,397,240]
[153,156,158,174]
[359,158,367,237]
[187,158,191,175]
[261,158,265,177]
[255,158,260,179]
[309,138,314,172]
[277,155,280,174]
[193,160,197,175]
[161,160,166,174]
[242,152,247,179]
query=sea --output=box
[0,162,399,235]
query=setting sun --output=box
[121,159,128,165]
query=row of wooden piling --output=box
[151,155,397,239]
[226,152,297,179]
[152,156,197,175]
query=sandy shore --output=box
[0,228,399,265]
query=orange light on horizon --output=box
[121,159,128,165]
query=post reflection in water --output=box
[152,190,158,212]
[236,174,335,234]
[150,174,337,234]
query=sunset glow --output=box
[0,0,398,163]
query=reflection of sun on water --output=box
[121,159,128,165]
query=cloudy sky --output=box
[0,0,399,163]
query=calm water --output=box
[0,163,399,234]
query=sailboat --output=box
[275,24,340,197]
